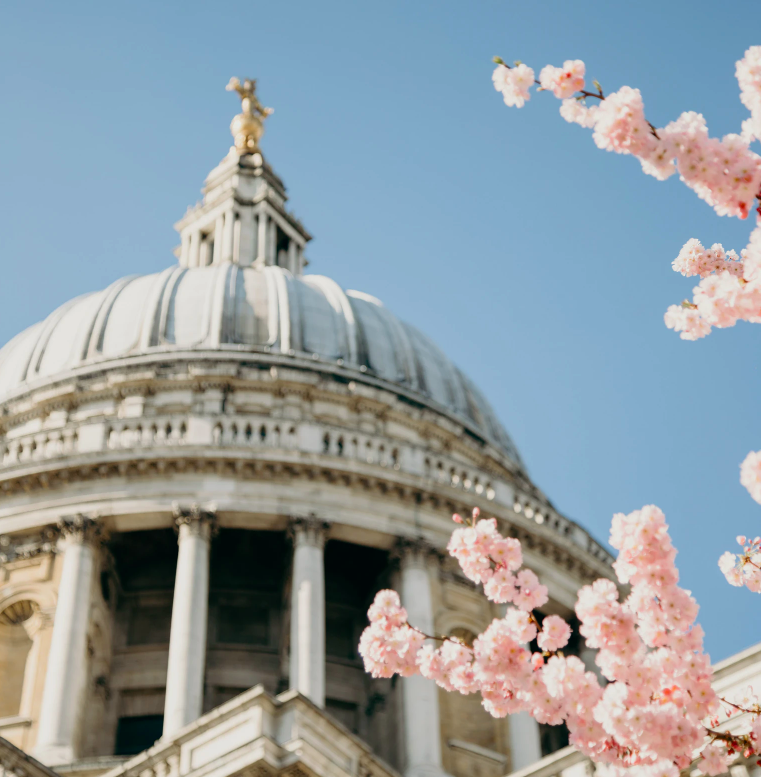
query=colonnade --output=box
[29,511,543,773]
[181,205,303,273]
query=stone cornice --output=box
[0,451,612,583]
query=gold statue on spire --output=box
[226,77,273,154]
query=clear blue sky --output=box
[2,1,760,660]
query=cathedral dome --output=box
[0,263,522,465]
[0,78,614,777]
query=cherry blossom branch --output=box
[719,532,761,592]
[361,505,761,775]
[490,48,761,599]
[719,696,761,715]
[407,624,460,645]
[491,50,761,345]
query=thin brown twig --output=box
[407,624,461,645]
[493,56,660,139]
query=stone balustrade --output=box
[100,686,397,777]
[507,746,592,777]
[0,414,500,505]
[0,410,611,565]
[0,733,60,777]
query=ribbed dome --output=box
[0,263,522,464]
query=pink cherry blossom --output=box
[664,305,712,340]
[737,46,761,143]
[697,744,728,776]
[671,239,742,279]
[665,227,761,340]
[363,505,744,774]
[504,607,538,644]
[539,60,585,99]
[492,63,534,108]
[514,568,549,611]
[718,536,761,592]
[493,49,761,345]
[740,449,761,504]
[482,44,761,770]
[592,86,658,160]
[537,615,572,652]
[559,98,598,128]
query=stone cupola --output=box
[174,79,311,273]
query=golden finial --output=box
[225,77,273,154]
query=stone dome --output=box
[0,262,523,465]
[0,83,616,777]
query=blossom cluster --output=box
[494,50,761,223]
[740,449,761,505]
[737,46,761,144]
[359,507,750,775]
[718,535,761,593]
[492,63,535,108]
[447,513,548,609]
[539,60,586,99]
[664,227,761,340]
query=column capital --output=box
[172,503,218,539]
[288,515,330,549]
[58,514,102,546]
[393,537,441,570]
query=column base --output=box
[33,744,77,767]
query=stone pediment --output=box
[100,687,397,777]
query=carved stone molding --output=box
[0,526,59,563]
[288,514,330,548]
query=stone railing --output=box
[0,734,61,777]
[0,411,611,564]
[0,414,502,506]
[101,686,397,777]
[507,747,592,777]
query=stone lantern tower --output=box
[0,80,614,777]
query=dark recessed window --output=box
[217,605,269,645]
[540,722,569,756]
[326,612,356,660]
[326,698,359,734]
[114,715,164,755]
[127,605,172,646]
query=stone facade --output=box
[0,86,616,777]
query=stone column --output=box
[287,239,298,274]
[221,209,235,262]
[237,208,255,266]
[162,505,216,738]
[398,540,445,777]
[34,516,100,766]
[256,211,268,265]
[187,231,200,268]
[212,215,225,264]
[268,218,277,266]
[509,711,542,770]
[288,517,328,707]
